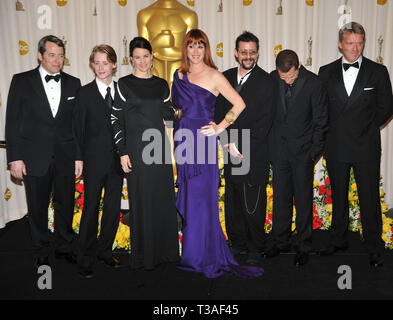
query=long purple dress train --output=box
[171,71,263,279]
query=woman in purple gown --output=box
[171,29,264,279]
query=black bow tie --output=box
[45,74,61,82]
[343,62,359,72]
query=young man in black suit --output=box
[318,22,393,267]
[5,35,82,269]
[75,45,123,278]
[266,50,328,266]
[214,31,277,266]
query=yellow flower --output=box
[327,204,333,213]
[72,212,82,230]
[313,181,319,188]
[351,183,357,191]
[266,186,273,197]
[380,189,385,197]
[218,187,225,198]
[381,202,388,213]
[348,192,358,202]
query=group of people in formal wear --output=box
[5,21,392,280]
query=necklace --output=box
[243,183,261,215]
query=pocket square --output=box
[67,96,75,100]
[364,87,374,91]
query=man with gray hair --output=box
[5,35,82,270]
[318,22,393,267]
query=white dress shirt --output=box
[237,63,255,86]
[342,56,362,96]
[96,78,115,100]
[39,65,61,117]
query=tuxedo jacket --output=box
[214,65,277,184]
[269,66,329,163]
[318,57,393,162]
[75,80,121,176]
[5,67,81,176]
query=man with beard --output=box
[214,31,277,265]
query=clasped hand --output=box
[121,155,132,173]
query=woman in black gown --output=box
[111,37,180,270]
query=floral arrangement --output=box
[49,149,393,251]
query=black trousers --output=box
[270,157,314,253]
[77,158,123,269]
[225,180,267,253]
[24,161,76,258]
[326,159,385,254]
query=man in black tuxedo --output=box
[214,31,277,265]
[5,35,82,269]
[266,50,328,266]
[318,22,393,267]
[75,45,123,278]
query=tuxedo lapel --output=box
[332,59,349,106]
[92,80,114,130]
[345,58,370,111]
[29,68,53,118]
[228,69,238,89]
[55,72,69,120]
[291,66,306,101]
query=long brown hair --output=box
[180,29,217,74]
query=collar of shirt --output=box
[237,63,256,85]
[342,55,363,70]
[342,56,362,96]
[96,78,115,100]
[39,65,61,85]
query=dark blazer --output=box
[269,66,329,163]
[214,65,277,184]
[5,67,81,176]
[75,80,121,175]
[318,57,393,162]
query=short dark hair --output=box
[235,31,259,51]
[129,37,152,57]
[339,21,366,42]
[276,49,299,72]
[38,35,65,55]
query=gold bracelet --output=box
[224,110,237,125]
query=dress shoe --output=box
[246,252,263,265]
[98,256,121,268]
[34,256,50,270]
[230,247,248,256]
[78,268,94,279]
[263,246,281,258]
[294,251,309,267]
[369,252,384,267]
[317,244,348,256]
[55,251,77,264]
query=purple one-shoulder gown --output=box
[171,71,263,279]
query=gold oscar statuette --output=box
[121,36,129,65]
[16,0,24,11]
[93,0,98,16]
[62,36,70,66]
[137,0,198,87]
[218,0,223,12]
[377,36,384,65]
[276,0,283,15]
[305,37,313,66]
[343,0,349,14]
